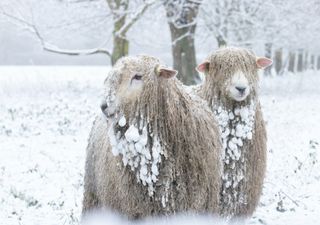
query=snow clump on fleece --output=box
[108,114,164,196]
[214,102,255,189]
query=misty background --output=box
[1,0,319,78]
[1,1,320,225]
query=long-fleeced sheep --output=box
[82,55,222,219]
[195,47,272,220]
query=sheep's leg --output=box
[82,158,99,214]
[239,106,267,218]
[82,189,99,214]
[229,216,247,225]
[82,125,100,216]
[248,107,267,213]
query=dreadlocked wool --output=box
[82,55,222,220]
[195,47,267,220]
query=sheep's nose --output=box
[100,102,108,112]
[235,86,246,94]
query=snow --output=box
[118,116,127,127]
[0,66,107,225]
[214,102,256,169]
[0,66,320,225]
[105,84,164,196]
[82,210,227,225]
[125,125,140,143]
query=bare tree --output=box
[288,51,296,73]
[106,0,156,64]
[200,0,270,47]
[310,54,315,70]
[274,48,282,75]
[264,42,273,76]
[199,0,320,75]
[297,49,304,72]
[0,0,155,65]
[163,0,201,85]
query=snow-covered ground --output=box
[0,66,319,225]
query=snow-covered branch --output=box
[115,0,157,37]
[0,9,111,57]
[40,42,111,57]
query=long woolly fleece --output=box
[196,47,267,219]
[82,55,222,219]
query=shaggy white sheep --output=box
[82,55,222,219]
[195,47,272,220]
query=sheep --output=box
[195,47,272,220]
[82,55,222,220]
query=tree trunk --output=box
[164,0,202,85]
[111,30,129,65]
[288,51,296,73]
[110,2,129,65]
[310,54,315,70]
[264,43,272,76]
[297,50,304,72]
[107,0,130,65]
[304,51,309,70]
[216,35,227,47]
[274,48,283,75]
[111,36,128,65]
[279,52,289,76]
[169,24,200,85]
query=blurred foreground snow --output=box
[82,210,228,225]
[0,67,319,225]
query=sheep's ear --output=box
[196,60,210,73]
[256,57,273,69]
[157,66,178,79]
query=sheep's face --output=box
[115,59,151,104]
[196,47,272,103]
[101,55,177,117]
[227,71,250,102]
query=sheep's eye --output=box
[133,74,142,80]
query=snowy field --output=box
[0,66,319,225]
